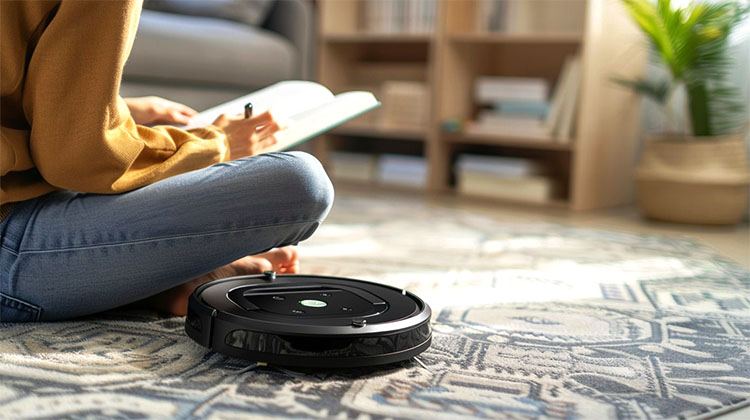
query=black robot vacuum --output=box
[185,272,432,368]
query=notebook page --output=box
[184,81,335,129]
[264,91,380,153]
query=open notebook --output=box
[185,81,380,153]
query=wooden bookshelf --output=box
[316,0,646,210]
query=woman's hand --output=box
[124,96,197,126]
[212,111,280,159]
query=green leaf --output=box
[612,77,671,104]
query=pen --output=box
[244,102,253,119]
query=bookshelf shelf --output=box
[443,132,573,152]
[448,32,582,44]
[323,33,433,43]
[332,125,426,141]
[317,0,646,211]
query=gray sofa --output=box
[121,0,314,111]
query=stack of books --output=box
[456,154,555,203]
[466,55,581,144]
[343,80,429,133]
[330,151,377,183]
[377,154,428,188]
[330,152,428,189]
[363,0,437,34]
[380,81,430,130]
[469,76,551,140]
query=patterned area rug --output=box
[1,195,749,419]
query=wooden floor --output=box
[336,184,750,269]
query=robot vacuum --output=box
[185,272,432,368]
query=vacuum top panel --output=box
[194,273,429,336]
[185,273,432,368]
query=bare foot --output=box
[139,246,299,316]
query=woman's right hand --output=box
[212,111,280,159]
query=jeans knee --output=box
[273,152,334,222]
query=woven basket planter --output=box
[636,133,750,225]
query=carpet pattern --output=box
[1,196,749,419]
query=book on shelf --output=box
[330,151,377,183]
[456,154,543,177]
[341,79,429,133]
[459,173,554,203]
[185,81,380,153]
[493,100,549,119]
[465,112,550,141]
[475,77,549,103]
[380,81,430,130]
[474,0,586,35]
[468,56,581,143]
[552,56,582,144]
[363,0,437,34]
[456,154,555,203]
[475,0,507,33]
[541,55,582,144]
[377,154,427,188]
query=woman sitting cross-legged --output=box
[0,0,334,322]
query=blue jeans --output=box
[0,152,334,322]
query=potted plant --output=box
[618,0,750,224]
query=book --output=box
[330,152,377,183]
[475,0,507,32]
[475,77,549,103]
[465,116,551,141]
[555,56,582,143]
[185,81,380,153]
[476,111,544,126]
[363,0,437,34]
[493,100,550,119]
[545,57,573,137]
[541,55,582,143]
[504,0,586,35]
[380,81,430,130]
[456,154,543,178]
[474,0,585,35]
[377,154,427,187]
[457,173,553,203]
[456,154,553,203]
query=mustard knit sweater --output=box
[0,0,229,208]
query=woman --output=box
[0,0,334,322]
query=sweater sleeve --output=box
[22,0,229,194]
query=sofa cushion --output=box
[143,0,274,27]
[125,10,296,88]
